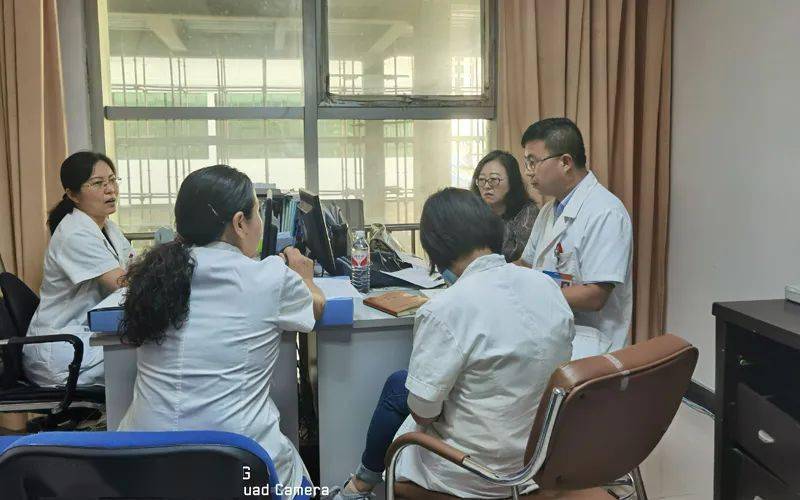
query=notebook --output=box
[363,291,428,317]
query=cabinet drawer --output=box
[735,383,800,490]
[727,447,796,499]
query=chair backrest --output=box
[0,431,278,498]
[526,334,698,490]
[0,298,23,387]
[0,272,40,337]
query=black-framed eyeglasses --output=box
[475,176,504,188]
[523,153,564,170]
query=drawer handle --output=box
[757,430,775,444]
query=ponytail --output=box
[119,241,195,346]
[119,164,254,345]
[47,195,76,235]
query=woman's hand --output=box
[281,247,326,320]
[281,247,314,281]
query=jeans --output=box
[359,369,410,476]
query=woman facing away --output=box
[331,188,574,499]
[470,150,539,262]
[118,164,325,492]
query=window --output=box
[91,0,496,234]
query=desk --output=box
[712,299,800,499]
[89,293,416,494]
[315,298,414,493]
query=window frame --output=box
[85,0,497,199]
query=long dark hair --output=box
[47,152,115,234]
[119,165,256,346]
[420,188,504,274]
[470,150,530,220]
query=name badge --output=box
[542,270,573,288]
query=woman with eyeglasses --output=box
[25,151,133,387]
[470,150,539,262]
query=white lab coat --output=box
[395,254,574,498]
[25,209,133,387]
[521,171,633,359]
[118,241,316,491]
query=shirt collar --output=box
[554,172,591,219]
[69,208,105,231]
[203,240,244,255]
[459,253,507,280]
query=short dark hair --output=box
[520,117,587,168]
[470,150,531,220]
[420,188,504,273]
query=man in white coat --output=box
[518,118,633,359]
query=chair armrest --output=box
[0,334,84,414]
[386,431,468,470]
[384,431,547,500]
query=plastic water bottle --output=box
[350,230,371,293]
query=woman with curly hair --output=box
[118,164,325,492]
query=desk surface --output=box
[90,290,418,347]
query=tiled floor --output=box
[639,401,714,500]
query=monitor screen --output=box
[297,189,336,275]
[259,196,278,259]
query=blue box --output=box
[87,307,123,333]
[317,297,354,327]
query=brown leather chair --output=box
[385,334,698,500]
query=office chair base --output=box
[26,408,104,433]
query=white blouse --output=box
[25,208,133,386]
[119,241,316,491]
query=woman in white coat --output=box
[117,164,325,493]
[332,188,574,499]
[25,151,133,387]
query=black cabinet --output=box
[713,300,800,499]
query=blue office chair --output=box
[0,430,312,499]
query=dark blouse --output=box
[502,201,539,262]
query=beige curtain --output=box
[497,0,672,343]
[0,0,67,291]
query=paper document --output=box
[313,277,364,299]
[397,251,429,270]
[379,267,444,289]
[93,287,126,310]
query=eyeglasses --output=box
[523,153,564,170]
[475,176,504,188]
[83,176,121,191]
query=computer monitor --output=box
[297,189,337,275]
[259,196,278,259]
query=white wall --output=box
[668,0,800,389]
[58,0,93,152]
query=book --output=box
[363,291,428,317]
